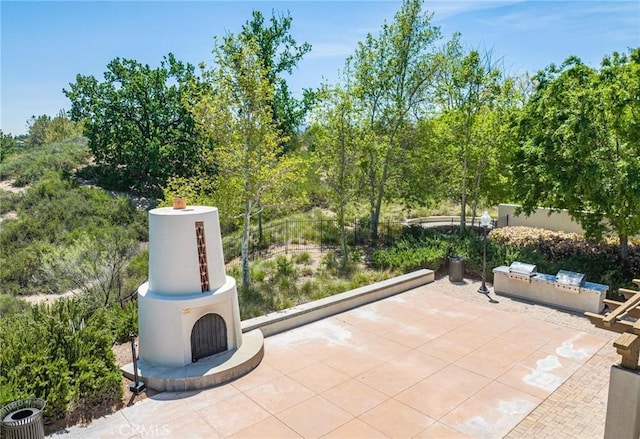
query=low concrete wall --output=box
[241,269,435,337]
[498,204,586,234]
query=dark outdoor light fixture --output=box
[478,211,492,295]
[129,333,146,395]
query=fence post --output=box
[320,217,323,253]
[354,218,357,245]
[258,211,263,249]
[285,219,289,255]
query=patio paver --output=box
[50,278,617,438]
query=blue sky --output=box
[1,0,638,135]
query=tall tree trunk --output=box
[371,131,396,242]
[368,197,377,241]
[258,209,263,249]
[241,200,252,289]
[338,205,348,269]
[460,155,467,233]
[460,118,473,233]
[620,234,629,259]
[372,159,389,242]
[338,119,349,268]
[471,159,488,227]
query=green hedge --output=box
[372,225,639,297]
[371,232,449,272]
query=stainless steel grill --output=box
[554,270,586,293]
[508,261,537,283]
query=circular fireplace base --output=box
[121,329,264,392]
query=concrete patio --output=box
[50,277,618,438]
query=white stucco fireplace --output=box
[123,200,263,391]
[137,203,243,368]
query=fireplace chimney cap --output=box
[173,197,187,209]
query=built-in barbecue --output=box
[554,270,586,293]
[493,262,607,313]
[507,261,538,283]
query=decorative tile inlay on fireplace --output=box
[195,221,210,292]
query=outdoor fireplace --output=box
[137,202,243,368]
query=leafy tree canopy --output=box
[514,48,640,258]
[45,110,83,144]
[349,0,442,239]
[309,66,366,264]
[26,114,51,146]
[0,131,17,162]
[237,10,314,152]
[166,32,307,288]
[64,54,205,195]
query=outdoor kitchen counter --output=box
[493,265,608,314]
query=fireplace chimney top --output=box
[173,197,187,209]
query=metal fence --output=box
[222,218,400,265]
[222,216,502,265]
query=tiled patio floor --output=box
[51,279,616,438]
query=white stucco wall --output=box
[498,204,586,234]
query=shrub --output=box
[371,231,450,273]
[275,255,296,278]
[0,294,30,318]
[0,298,123,422]
[107,301,138,344]
[292,252,312,265]
[0,191,21,215]
[371,244,448,273]
[231,252,396,319]
[0,138,90,187]
[370,225,638,296]
[0,172,147,296]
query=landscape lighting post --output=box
[478,211,492,295]
[129,333,146,395]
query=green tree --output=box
[169,33,307,288]
[350,0,441,239]
[0,131,17,162]
[45,110,83,143]
[26,114,51,146]
[238,10,313,152]
[64,55,204,195]
[514,48,640,258]
[433,39,504,231]
[391,117,455,210]
[309,69,363,267]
